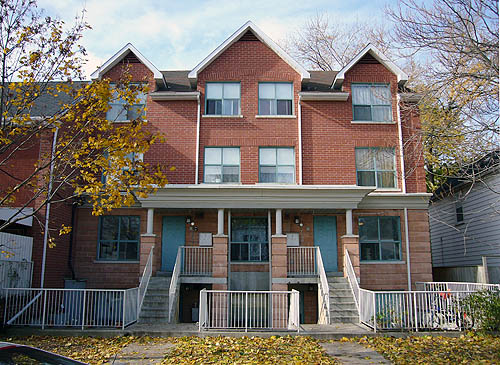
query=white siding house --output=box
[429,164,500,283]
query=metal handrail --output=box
[168,246,182,322]
[344,249,360,310]
[315,247,330,324]
[137,245,154,317]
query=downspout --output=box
[268,210,272,290]
[404,207,412,290]
[298,95,303,185]
[40,127,58,288]
[396,93,406,194]
[67,199,78,280]
[398,94,411,290]
[195,94,201,184]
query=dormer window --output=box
[205,82,240,115]
[351,83,392,122]
[258,83,293,115]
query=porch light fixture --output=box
[294,216,303,227]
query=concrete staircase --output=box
[328,276,359,324]
[138,275,171,324]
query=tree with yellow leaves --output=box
[0,0,169,240]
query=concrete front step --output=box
[330,315,359,324]
[330,302,357,310]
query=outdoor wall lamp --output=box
[294,216,303,227]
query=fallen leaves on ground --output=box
[164,336,337,364]
[0,335,336,364]
[345,332,500,364]
[0,335,138,364]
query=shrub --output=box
[461,289,500,331]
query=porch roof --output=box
[139,184,373,209]
[137,184,431,210]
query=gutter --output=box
[150,91,200,101]
[396,93,407,194]
[298,92,349,101]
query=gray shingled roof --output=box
[301,71,338,92]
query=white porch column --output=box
[146,208,154,235]
[275,208,283,236]
[346,209,353,235]
[217,208,224,235]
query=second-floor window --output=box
[204,147,240,183]
[356,147,396,188]
[258,83,293,115]
[205,82,240,115]
[106,84,146,122]
[351,83,392,122]
[259,147,295,183]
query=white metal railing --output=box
[287,247,316,276]
[315,247,330,324]
[344,249,359,310]
[199,289,300,332]
[181,246,213,276]
[3,288,139,329]
[360,290,481,332]
[0,260,33,292]
[0,232,33,261]
[137,245,154,317]
[416,281,500,292]
[168,247,182,322]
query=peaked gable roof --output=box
[90,43,165,83]
[188,21,310,81]
[332,44,408,89]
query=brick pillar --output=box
[342,235,360,279]
[140,233,156,281]
[212,234,228,327]
[271,235,288,328]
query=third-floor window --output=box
[351,83,392,122]
[258,82,293,115]
[205,82,240,115]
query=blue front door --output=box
[314,216,338,272]
[161,216,185,272]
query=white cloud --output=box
[37,0,390,77]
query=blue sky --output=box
[38,0,394,78]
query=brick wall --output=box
[197,38,301,184]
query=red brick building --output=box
[8,21,433,325]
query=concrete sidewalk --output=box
[320,342,391,364]
[108,342,175,364]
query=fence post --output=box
[372,293,376,333]
[245,292,248,332]
[81,290,86,330]
[41,290,47,330]
[413,292,418,332]
[121,290,125,330]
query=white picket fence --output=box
[3,287,139,329]
[416,281,500,292]
[199,289,300,332]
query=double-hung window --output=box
[259,147,295,183]
[204,147,240,183]
[258,83,293,115]
[355,147,396,188]
[98,216,140,261]
[205,82,240,115]
[106,84,147,122]
[351,83,392,122]
[359,216,401,261]
[102,151,143,183]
